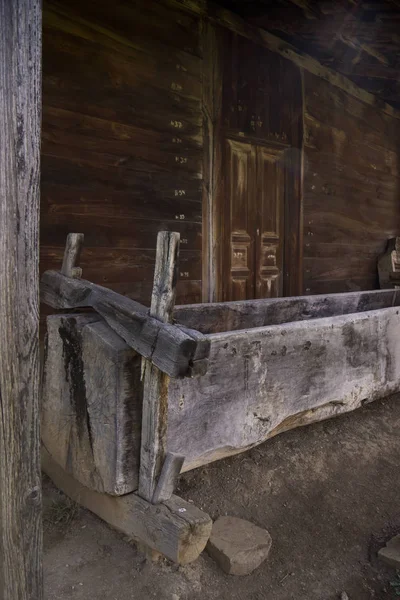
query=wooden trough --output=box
[41,233,400,563]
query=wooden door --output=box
[203,27,303,302]
[222,139,286,301]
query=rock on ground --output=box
[378,534,400,569]
[206,516,272,576]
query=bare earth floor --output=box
[44,394,400,600]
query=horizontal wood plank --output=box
[174,288,400,333]
[42,446,212,564]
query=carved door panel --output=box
[222,139,286,301]
[224,138,257,301]
[255,146,285,298]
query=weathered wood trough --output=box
[41,233,400,563]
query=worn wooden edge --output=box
[40,270,209,378]
[164,0,400,120]
[174,288,400,333]
[42,447,212,564]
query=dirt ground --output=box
[43,394,400,600]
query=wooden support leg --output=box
[42,448,212,565]
[139,231,181,503]
[61,233,84,279]
[152,452,185,505]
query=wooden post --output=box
[138,231,180,502]
[0,1,43,599]
[61,233,84,279]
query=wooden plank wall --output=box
[303,72,400,295]
[41,0,203,306]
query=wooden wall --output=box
[41,0,203,306]
[303,72,400,295]
[41,0,400,305]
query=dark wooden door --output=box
[222,139,286,301]
[206,28,303,303]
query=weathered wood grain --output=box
[174,288,400,333]
[42,447,212,565]
[42,314,142,495]
[167,305,400,470]
[40,270,208,378]
[0,1,43,598]
[139,232,180,502]
[41,247,202,286]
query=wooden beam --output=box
[165,0,400,119]
[0,1,43,598]
[40,270,210,378]
[139,231,181,502]
[42,447,212,565]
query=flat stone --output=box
[206,516,272,576]
[378,534,400,568]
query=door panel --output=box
[255,146,285,298]
[224,139,256,301]
[223,139,286,301]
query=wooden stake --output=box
[0,1,42,598]
[152,452,185,505]
[61,233,84,279]
[138,232,180,502]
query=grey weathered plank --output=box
[41,269,208,378]
[42,447,212,565]
[167,305,400,470]
[152,452,185,505]
[173,288,400,334]
[139,231,180,502]
[61,232,84,279]
[0,1,43,598]
[42,314,142,495]
[83,321,143,495]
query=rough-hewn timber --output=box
[42,314,142,495]
[41,0,203,307]
[41,270,209,378]
[168,305,400,470]
[0,1,43,598]
[42,447,212,565]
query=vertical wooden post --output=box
[138,231,180,502]
[0,1,43,599]
[61,233,84,279]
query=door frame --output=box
[202,21,304,302]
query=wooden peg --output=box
[61,233,84,279]
[152,452,185,505]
